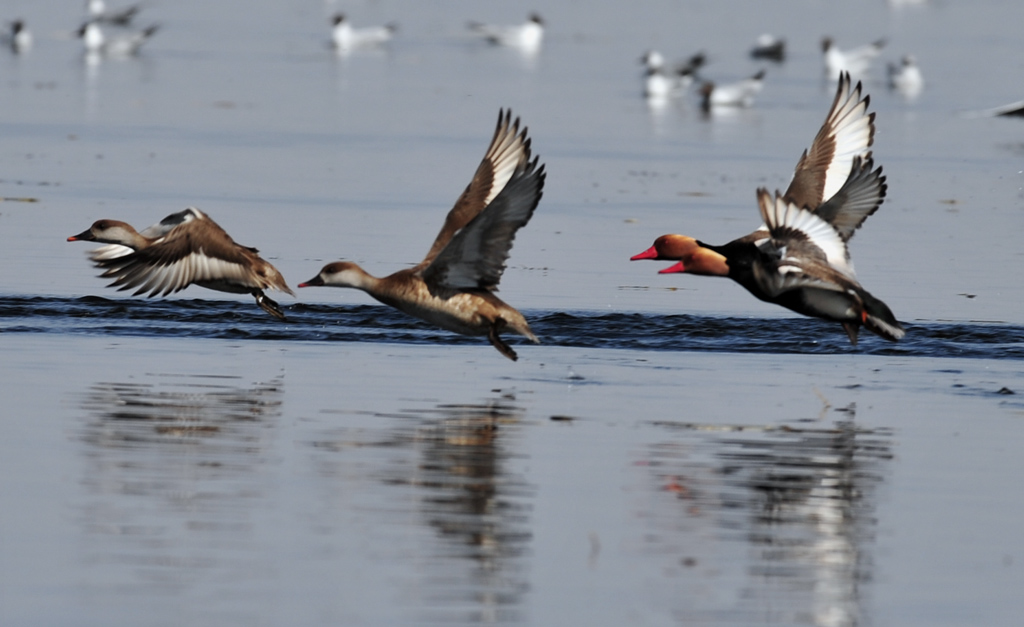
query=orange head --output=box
[630,234,699,260]
[631,234,729,276]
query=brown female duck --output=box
[68,207,293,319]
[299,109,545,360]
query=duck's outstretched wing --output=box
[84,208,203,262]
[96,213,292,297]
[422,155,545,291]
[419,109,533,268]
[812,156,887,242]
[786,72,875,209]
[758,188,855,285]
[137,207,202,239]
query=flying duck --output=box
[299,109,546,360]
[632,73,903,344]
[68,207,294,319]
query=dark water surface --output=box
[4,295,1024,359]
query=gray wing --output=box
[138,207,202,239]
[422,156,545,291]
[812,156,886,242]
[418,110,533,268]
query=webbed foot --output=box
[254,290,286,320]
[488,319,518,361]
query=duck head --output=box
[67,219,142,247]
[298,261,370,289]
[631,234,729,276]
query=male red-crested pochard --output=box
[674,185,903,344]
[68,207,294,319]
[634,71,878,264]
[299,109,545,361]
[631,73,903,344]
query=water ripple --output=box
[1,296,1022,359]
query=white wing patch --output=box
[191,250,250,283]
[104,249,260,297]
[759,190,855,278]
[821,75,873,202]
[88,243,134,261]
[425,157,545,291]
[480,117,528,209]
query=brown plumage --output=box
[68,207,294,319]
[785,72,877,216]
[299,109,545,360]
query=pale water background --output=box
[1,0,1023,625]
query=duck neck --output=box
[102,226,152,251]
[327,264,382,295]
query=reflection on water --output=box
[81,374,283,446]
[75,373,284,619]
[311,393,532,624]
[77,46,159,120]
[468,41,542,72]
[644,94,691,137]
[645,406,891,627]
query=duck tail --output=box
[861,291,905,341]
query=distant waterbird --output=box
[750,34,785,61]
[330,13,397,53]
[699,70,766,110]
[822,36,885,79]
[86,0,142,26]
[468,13,544,53]
[888,55,924,100]
[78,20,158,57]
[3,20,32,53]
[641,50,704,99]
